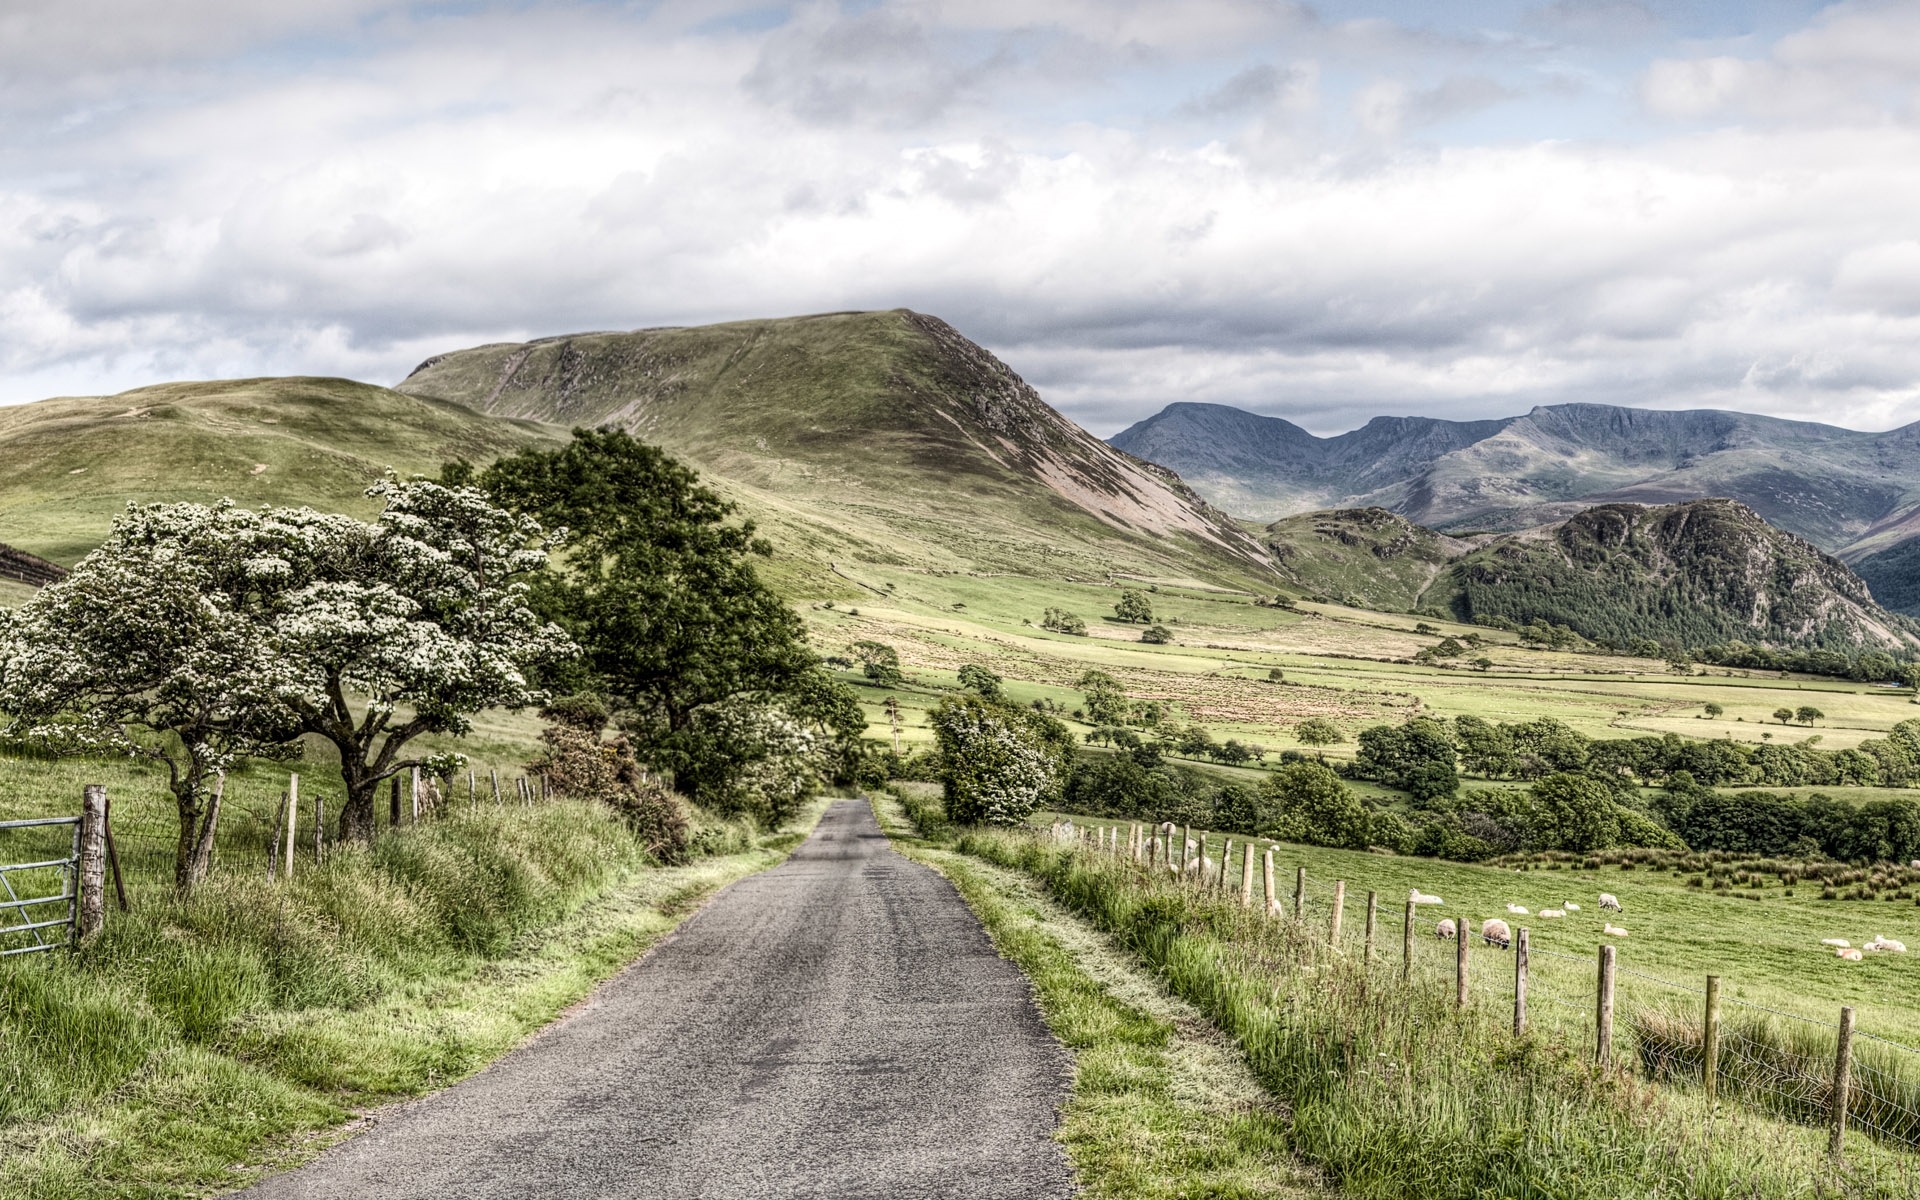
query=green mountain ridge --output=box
[0,376,561,566]
[396,308,1276,590]
[1260,508,1475,612]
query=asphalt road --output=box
[235,797,1075,1199]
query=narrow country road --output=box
[235,798,1076,1200]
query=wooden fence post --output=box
[1240,844,1255,909]
[1262,848,1276,914]
[389,775,401,828]
[1514,927,1529,1036]
[1147,830,1158,870]
[1330,880,1346,946]
[76,784,107,942]
[284,774,299,882]
[1293,865,1305,919]
[1180,825,1191,876]
[1402,899,1415,981]
[411,767,421,824]
[1831,1006,1856,1156]
[1130,823,1141,864]
[1456,917,1470,1009]
[469,771,477,809]
[1217,838,1232,889]
[491,770,502,806]
[1363,890,1378,965]
[1704,975,1721,1102]
[1596,944,1617,1066]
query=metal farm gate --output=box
[0,815,82,955]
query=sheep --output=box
[1866,936,1908,953]
[1410,889,1444,906]
[1183,855,1218,878]
[1562,901,1581,912]
[1837,947,1865,962]
[1538,908,1566,918]
[1506,904,1530,915]
[1435,918,1457,940]
[1599,893,1622,912]
[1481,917,1512,949]
[1821,938,1852,949]
[1603,923,1628,937]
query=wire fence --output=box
[0,763,560,942]
[1047,814,1920,1156]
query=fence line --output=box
[1052,815,1920,1155]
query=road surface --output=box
[235,797,1075,1199]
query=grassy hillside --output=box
[397,310,1275,593]
[0,377,560,564]
[1261,508,1473,612]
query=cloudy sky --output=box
[5,1,1919,435]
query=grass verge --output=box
[895,791,1920,1199]
[0,797,823,1199]
[871,789,1324,1198]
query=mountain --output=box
[1429,499,1918,653]
[1853,540,1920,618]
[0,377,559,565]
[397,309,1274,589]
[1110,401,1920,560]
[1261,508,1476,612]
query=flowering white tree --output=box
[929,694,1072,826]
[0,479,573,879]
[0,503,308,891]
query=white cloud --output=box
[1,0,1918,444]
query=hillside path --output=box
[233,798,1075,1200]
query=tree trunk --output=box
[339,782,378,843]
[172,777,206,894]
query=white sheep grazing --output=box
[1603,923,1628,937]
[1822,938,1852,949]
[1866,936,1908,953]
[1599,893,1622,912]
[1910,860,1920,870]
[1538,908,1566,918]
[1183,855,1218,878]
[1506,904,1530,915]
[1435,918,1457,940]
[1481,918,1512,949]
[1410,889,1444,906]
[1563,901,1581,912]
[1838,947,1865,962]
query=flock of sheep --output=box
[1820,935,1906,961]
[1419,889,1626,948]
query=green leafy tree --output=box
[1140,624,1173,644]
[1773,707,1795,725]
[1113,589,1153,623]
[931,694,1072,825]
[1527,772,1621,852]
[1452,716,1515,778]
[956,663,1004,699]
[1041,607,1087,635]
[1258,762,1369,848]
[1294,717,1344,746]
[470,430,856,810]
[1354,719,1459,803]
[1796,705,1824,726]
[1078,669,1129,726]
[852,640,904,686]
[1433,637,1465,657]
[1703,702,1724,718]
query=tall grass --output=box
[950,824,1920,1199]
[0,801,643,1127]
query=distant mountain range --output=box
[1110,401,1920,562]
